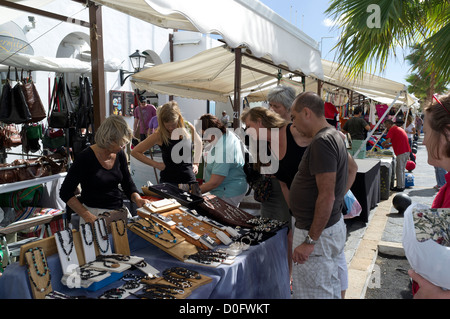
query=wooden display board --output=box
[127,218,198,262]
[19,230,85,266]
[137,208,224,250]
[140,273,212,299]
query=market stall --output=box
[0,193,290,299]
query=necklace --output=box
[80,223,94,246]
[56,229,74,261]
[130,218,177,243]
[26,247,51,293]
[94,218,110,253]
[113,219,126,237]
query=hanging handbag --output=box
[0,67,32,124]
[20,71,46,123]
[48,76,73,128]
[42,128,66,150]
[0,163,18,184]
[0,124,22,148]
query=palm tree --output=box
[405,43,449,106]
[325,0,450,81]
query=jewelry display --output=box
[162,267,201,288]
[99,287,126,299]
[132,283,184,299]
[56,229,74,261]
[129,218,177,243]
[25,247,52,295]
[198,194,255,228]
[184,249,228,265]
[80,223,96,263]
[246,217,287,232]
[93,218,111,254]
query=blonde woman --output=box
[131,101,201,185]
[60,115,150,225]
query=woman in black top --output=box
[131,101,201,185]
[59,115,150,225]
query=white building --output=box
[0,0,226,134]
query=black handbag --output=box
[0,67,32,124]
[48,76,74,128]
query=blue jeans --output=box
[435,166,447,187]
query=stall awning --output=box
[0,51,121,73]
[131,45,304,102]
[92,0,324,80]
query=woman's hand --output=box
[132,192,151,208]
[192,163,199,175]
[83,211,98,225]
[154,161,166,171]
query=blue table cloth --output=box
[0,227,290,299]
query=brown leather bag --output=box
[1,124,22,148]
[0,163,18,184]
[21,75,46,123]
[97,208,129,233]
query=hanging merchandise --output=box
[0,124,22,149]
[20,71,46,123]
[71,76,95,159]
[0,67,32,124]
[48,76,75,129]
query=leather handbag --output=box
[21,71,46,123]
[0,163,18,184]
[0,67,32,124]
[48,76,73,128]
[1,124,22,148]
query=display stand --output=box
[55,229,79,275]
[24,247,52,299]
[79,223,96,263]
[128,218,198,262]
[93,218,113,255]
[111,219,130,256]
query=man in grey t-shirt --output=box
[289,92,357,299]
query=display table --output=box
[0,228,290,299]
[351,159,381,223]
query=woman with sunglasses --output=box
[407,93,450,299]
[60,115,150,226]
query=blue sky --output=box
[259,0,412,86]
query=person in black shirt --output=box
[60,115,150,225]
[131,101,202,186]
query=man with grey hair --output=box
[267,85,297,121]
[289,92,357,298]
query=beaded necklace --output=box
[94,218,110,253]
[26,247,51,293]
[130,218,177,243]
[80,223,94,246]
[56,229,74,261]
[113,219,126,236]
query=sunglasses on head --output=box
[433,94,450,115]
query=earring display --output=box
[24,247,52,298]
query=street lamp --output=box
[119,50,146,86]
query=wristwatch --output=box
[304,234,317,245]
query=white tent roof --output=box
[92,0,324,80]
[132,45,413,106]
[0,52,121,73]
[131,45,302,102]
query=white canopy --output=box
[131,45,302,102]
[92,0,324,80]
[0,52,121,73]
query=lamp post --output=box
[119,50,146,86]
